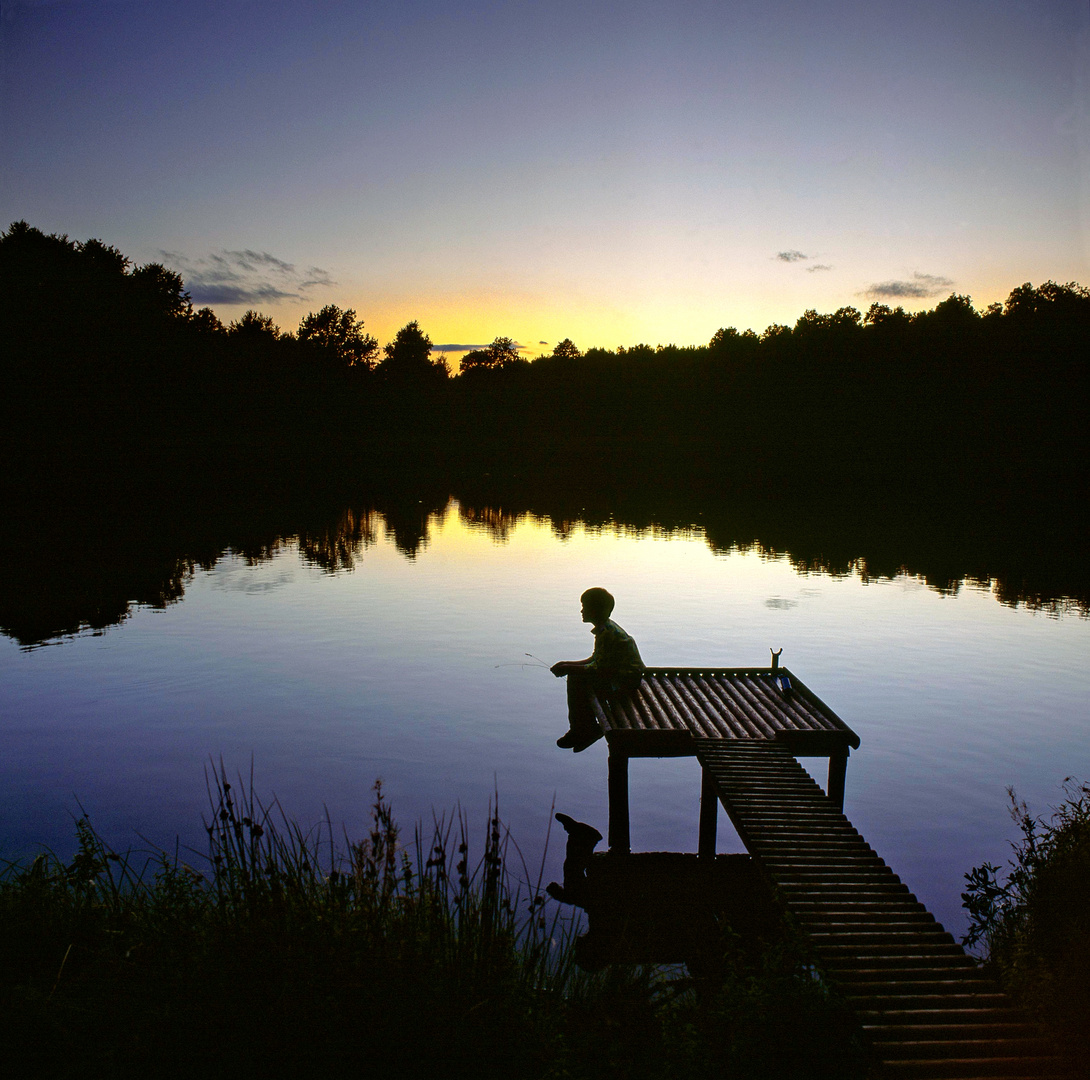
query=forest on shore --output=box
[3,219,1087,510]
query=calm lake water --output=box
[2,498,1087,939]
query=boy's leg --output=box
[556,670,588,745]
[557,669,604,749]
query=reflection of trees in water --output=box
[990,579,1090,618]
[231,540,291,566]
[452,478,1090,620]
[457,502,543,543]
[702,527,1089,618]
[1,476,1086,650]
[548,518,578,542]
[0,492,452,647]
[0,544,198,650]
[380,496,449,560]
[450,492,1089,619]
[298,508,380,572]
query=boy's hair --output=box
[580,587,615,618]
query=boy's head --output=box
[580,587,615,624]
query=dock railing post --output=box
[607,747,630,854]
[827,748,848,810]
[698,765,718,858]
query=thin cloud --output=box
[863,272,955,299]
[807,264,833,273]
[298,268,335,289]
[183,283,301,305]
[776,250,809,263]
[218,249,295,275]
[160,248,335,306]
[435,341,533,353]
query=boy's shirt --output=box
[587,619,644,678]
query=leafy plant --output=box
[962,779,1090,1062]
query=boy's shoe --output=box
[556,730,578,748]
[571,726,603,753]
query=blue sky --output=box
[2,0,1087,354]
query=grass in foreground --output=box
[1,766,867,1079]
[963,779,1090,1073]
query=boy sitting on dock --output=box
[551,587,644,752]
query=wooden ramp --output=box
[695,740,1070,1080]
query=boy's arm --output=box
[550,657,593,677]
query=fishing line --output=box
[494,652,550,669]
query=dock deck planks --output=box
[592,667,861,753]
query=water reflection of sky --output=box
[1,500,1086,939]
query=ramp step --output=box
[693,740,1072,1079]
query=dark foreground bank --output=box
[0,769,868,1080]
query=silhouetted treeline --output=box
[0,222,449,480]
[4,220,1087,499]
[449,291,1089,502]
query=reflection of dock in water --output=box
[580,665,1071,1080]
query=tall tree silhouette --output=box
[459,336,521,372]
[298,305,379,370]
[378,321,447,384]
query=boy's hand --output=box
[550,661,572,677]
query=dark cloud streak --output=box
[863,272,955,299]
[435,341,536,354]
[160,248,335,307]
[186,284,302,305]
[776,250,809,262]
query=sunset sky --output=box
[2,0,1087,358]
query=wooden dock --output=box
[591,665,860,853]
[585,667,1072,1079]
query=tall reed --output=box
[0,765,868,1079]
[199,760,579,995]
[0,765,590,1077]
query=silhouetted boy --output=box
[551,587,644,752]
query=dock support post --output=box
[607,747,630,853]
[827,748,849,811]
[698,765,718,858]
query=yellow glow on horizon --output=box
[206,264,1026,362]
